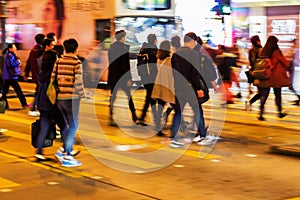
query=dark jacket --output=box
[196,50,217,89]
[107,41,131,87]
[2,51,21,81]
[248,45,262,71]
[137,42,158,83]
[254,49,290,88]
[25,44,44,83]
[171,46,202,96]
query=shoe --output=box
[226,100,234,104]
[193,135,204,142]
[28,110,40,117]
[235,92,242,98]
[245,101,252,111]
[292,100,299,106]
[61,156,82,167]
[137,119,147,126]
[278,113,288,118]
[197,137,215,146]
[35,154,51,162]
[55,150,64,163]
[156,131,166,137]
[57,147,80,157]
[169,140,184,148]
[22,103,32,109]
[257,116,266,121]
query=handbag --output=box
[31,119,56,148]
[252,57,272,80]
[198,75,210,104]
[46,63,59,105]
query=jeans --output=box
[57,98,80,156]
[36,107,65,154]
[171,95,206,140]
[2,79,27,108]
[31,83,39,111]
[259,87,282,116]
[153,99,165,132]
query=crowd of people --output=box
[0,29,298,167]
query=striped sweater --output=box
[52,53,85,99]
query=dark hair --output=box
[171,35,181,49]
[196,36,203,46]
[115,30,126,41]
[63,38,78,53]
[2,43,14,55]
[42,38,54,49]
[35,34,46,45]
[53,44,64,58]
[250,35,260,47]
[46,32,56,40]
[260,35,279,57]
[184,32,197,43]
[41,50,57,72]
[147,34,157,44]
[157,40,171,60]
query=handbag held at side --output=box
[31,119,56,148]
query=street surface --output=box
[0,76,300,200]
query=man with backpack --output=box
[136,34,158,126]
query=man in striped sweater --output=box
[54,38,85,167]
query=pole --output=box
[0,0,7,51]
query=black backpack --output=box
[252,57,272,80]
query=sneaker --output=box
[61,156,82,167]
[57,147,81,157]
[35,154,51,162]
[169,140,184,148]
[193,135,203,142]
[28,110,40,117]
[278,112,288,118]
[156,131,166,137]
[257,116,266,121]
[197,137,215,146]
[55,150,64,163]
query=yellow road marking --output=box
[0,177,21,189]
[285,198,300,200]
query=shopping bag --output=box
[0,99,6,113]
[31,119,56,148]
[46,78,59,105]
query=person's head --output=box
[171,35,181,49]
[261,35,279,57]
[46,32,58,44]
[43,38,55,51]
[157,40,171,60]
[194,36,203,51]
[35,34,46,45]
[184,32,197,49]
[63,38,79,54]
[115,30,126,42]
[2,43,17,55]
[250,35,261,47]
[53,44,64,58]
[42,0,65,40]
[42,49,58,72]
[147,34,157,45]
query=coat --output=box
[24,44,44,83]
[107,41,131,87]
[151,57,175,104]
[2,51,21,81]
[254,49,290,88]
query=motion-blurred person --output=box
[245,35,263,111]
[54,38,85,167]
[107,30,138,126]
[24,33,46,117]
[137,34,158,126]
[284,39,300,106]
[151,40,175,137]
[254,36,290,121]
[2,44,29,109]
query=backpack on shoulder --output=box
[252,57,272,80]
[137,53,149,80]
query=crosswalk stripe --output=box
[0,177,21,189]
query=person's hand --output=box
[197,90,204,98]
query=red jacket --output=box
[254,49,290,88]
[24,44,43,83]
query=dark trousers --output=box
[249,87,261,104]
[140,83,155,120]
[153,98,165,132]
[259,87,282,116]
[110,84,137,121]
[31,83,39,111]
[2,79,27,108]
[36,107,65,154]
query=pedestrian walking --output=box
[34,50,66,161]
[245,35,263,111]
[54,38,85,167]
[107,30,138,126]
[169,32,209,148]
[254,35,290,121]
[24,33,46,117]
[136,34,158,126]
[151,40,175,137]
[1,44,29,109]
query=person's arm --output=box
[74,61,85,98]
